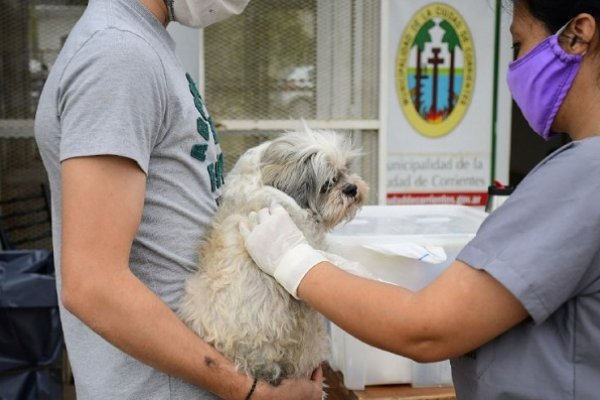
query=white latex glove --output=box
[239,204,328,298]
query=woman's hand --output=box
[239,204,328,298]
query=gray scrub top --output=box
[452,137,600,399]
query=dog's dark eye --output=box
[320,176,339,194]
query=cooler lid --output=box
[331,205,488,240]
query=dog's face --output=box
[259,128,368,230]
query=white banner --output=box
[382,1,509,206]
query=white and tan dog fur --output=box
[178,126,367,388]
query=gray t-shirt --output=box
[452,137,600,399]
[34,0,222,398]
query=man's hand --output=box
[239,204,328,298]
[254,366,324,399]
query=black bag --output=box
[0,250,63,400]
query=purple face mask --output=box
[507,23,584,140]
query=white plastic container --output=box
[326,205,488,390]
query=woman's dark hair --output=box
[513,0,600,33]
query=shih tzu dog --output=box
[178,125,368,389]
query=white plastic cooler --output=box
[325,205,488,390]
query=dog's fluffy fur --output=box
[178,126,367,386]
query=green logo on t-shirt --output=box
[186,73,224,192]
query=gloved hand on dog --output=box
[239,204,328,299]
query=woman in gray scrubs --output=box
[240,1,600,398]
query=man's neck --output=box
[138,0,169,27]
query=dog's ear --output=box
[260,149,320,212]
[291,180,315,210]
[289,154,319,209]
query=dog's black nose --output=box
[342,184,358,197]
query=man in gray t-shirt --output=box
[34,0,322,399]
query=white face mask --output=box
[166,0,250,28]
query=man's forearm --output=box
[62,266,252,400]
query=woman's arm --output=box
[298,260,528,361]
[61,155,322,400]
[241,204,529,362]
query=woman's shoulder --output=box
[529,136,600,175]
[572,135,600,156]
[553,136,600,171]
